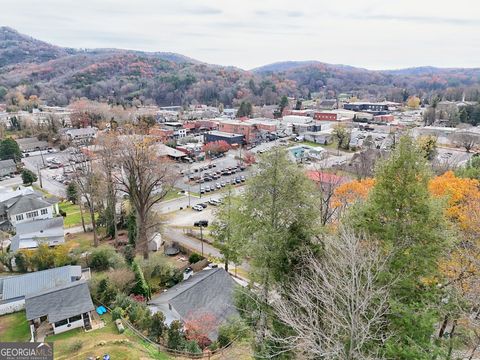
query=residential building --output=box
[16,137,49,153]
[148,268,238,339]
[0,193,58,229]
[63,127,97,143]
[26,281,95,339]
[0,159,17,176]
[0,265,86,316]
[314,112,338,121]
[10,217,65,252]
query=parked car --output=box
[215,183,221,189]
[220,182,226,187]
[240,175,246,182]
[192,205,204,211]
[200,187,205,194]
[205,186,211,192]
[198,203,208,208]
[194,220,209,227]
[208,199,220,206]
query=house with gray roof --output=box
[0,159,16,177]
[148,268,238,340]
[0,265,84,316]
[10,216,65,252]
[0,191,59,231]
[16,137,49,153]
[26,280,95,339]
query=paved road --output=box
[162,226,221,258]
[0,174,23,189]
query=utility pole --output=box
[36,164,43,188]
[200,225,204,257]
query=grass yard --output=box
[162,188,186,202]
[47,314,170,360]
[65,231,95,254]
[0,311,31,342]
[59,201,95,228]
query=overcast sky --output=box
[1,0,480,70]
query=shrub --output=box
[149,312,166,342]
[14,251,32,272]
[124,244,135,265]
[217,316,248,347]
[88,246,124,271]
[188,253,204,264]
[68,340,83,352]
[184,340,202,354]
[208,341,219,352]
[59,144,66,151]
[59,209,67,217]
[167,320,186,350]
[111,307,124,321]
[107,268,135,293]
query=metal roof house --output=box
[25,281,95,340]
[9,216,65,252]
[0,265,84,316]
[148,268,238,340]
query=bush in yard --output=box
[184,340,202,354]
[217,316,248,347]
[14,251,32,272]
[188,253,204,264]
[107,268,135,293]
[59,209,67,217]
[111,307,124,321]
[126,301,151,330]
[208,341,219,352]
[88,246,124,271]
[138,254,181,291]
[66,183,78,204]
[167,320,186,350]
[149,312,167,342]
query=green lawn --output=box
[59,201,96,228]
[162,188,185,202]
[47,314,170,360]
[0,311,31,342]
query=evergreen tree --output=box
[131,261,151,300]
[350,136,450,359]
[66,182,78,204]
[0,138,21,161]
[237,101,252,117]
[21,169,37,185]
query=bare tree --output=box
[270,229,391,360]
[309,166,344,226]
[96,132,119,244]
[71,146,103,246]
[452,131,478,153]
[115,136,176,259]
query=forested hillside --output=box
[1,26,480,107]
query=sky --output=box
[1,0,480,70]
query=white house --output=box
[10,217,65,252]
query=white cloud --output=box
[1,0,479,69]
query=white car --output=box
[192,205,204,211]
[208,199,220,206]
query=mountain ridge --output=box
[1,26,480,107]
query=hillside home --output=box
[9,216,65,252]
[0,159,17,177]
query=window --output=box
[16,214,24,221]
[54,319,68,327]
[40,208,48,215]
[27,211,39,219]
[68,315,82,323]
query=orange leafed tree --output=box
[332,178,375,210]
[184,311,218,348]
[428,171,480,235]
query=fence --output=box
[99,302,238,359]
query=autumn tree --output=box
[417,135,438,160]
[332,178,375,216]
[115,136,176,258]
[407,95,421,109]
[203,140,230,157]
[184,311,218,348]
